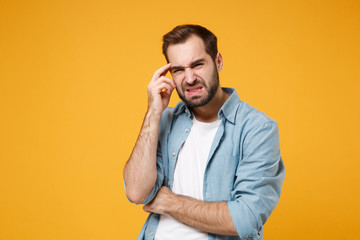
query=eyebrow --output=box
[170,58,206,72]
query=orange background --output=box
[1,0,359,239]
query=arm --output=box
[227,121,285,238]
[143,186,238,236]
[123,63,176,204]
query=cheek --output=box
[203,70,211,79]
[199,66,213,78]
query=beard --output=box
[176,66,219,108]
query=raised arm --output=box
[123,63,176,204]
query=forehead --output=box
[167,35,210,66]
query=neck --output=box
[191,87,229,122]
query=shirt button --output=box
[149,231,153,236]
[168,181,171,187]
[185,129,189,133]
[172,152,176,157]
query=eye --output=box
[193,63,204,68]
[172,69,183,74]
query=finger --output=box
[166,86,175,95]
[154,76,176,89]
[161,76,176,89]
[156,82,174,94]
[150,78,175,93]
[151,63,172,81]
[143,205,151,213]
[148,79,168,91]
[161,85,174,97]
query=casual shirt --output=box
[136,88,285,240]
[155,117,221,239]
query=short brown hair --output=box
[162,24,218,62]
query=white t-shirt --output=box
[155,116,221,240]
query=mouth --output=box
[185,86,203,96]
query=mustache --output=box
[182,79,207,88]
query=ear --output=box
[215,52,223,72]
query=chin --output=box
[184,95,211,108]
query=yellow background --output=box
[1,0,359,239]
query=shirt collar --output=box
[218,88,241,124]
[174,102,190,117]
[173,88,241,123]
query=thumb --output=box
[143,204,151,213]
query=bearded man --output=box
[124,24,285,240]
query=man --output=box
[124,24,285,240]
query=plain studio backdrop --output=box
[1,0,359,239]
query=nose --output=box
[184,68,196,85]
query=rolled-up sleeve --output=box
[227,121,285,239]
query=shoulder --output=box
[235,101,278,133]
[234,102,281,161]
[222,88,277,129]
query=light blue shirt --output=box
[136,88,285,240]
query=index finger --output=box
[152,63,172,80]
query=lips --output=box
[185,85,203,96]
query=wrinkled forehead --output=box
[166,35,210,66]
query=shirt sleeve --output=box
[227,121,285,239]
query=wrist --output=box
[147,106,164,117]
[166,193,184,216]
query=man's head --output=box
[162,25,223,108]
